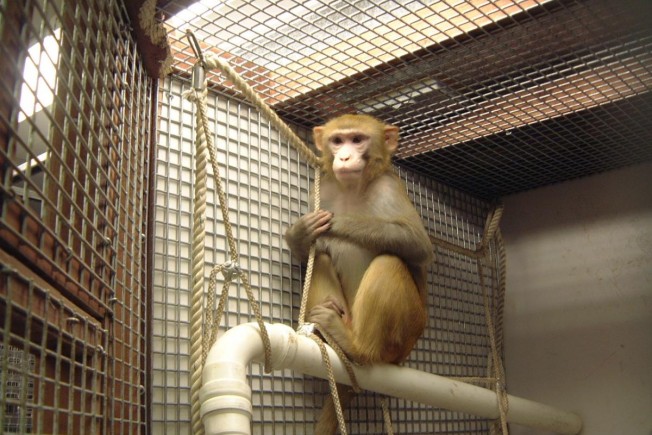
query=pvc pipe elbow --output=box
[200,322,582,435]
[200,323,297,435]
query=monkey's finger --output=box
[310,209,333,223]
[312,219,332,236]
[307,211,332,233]
[301,210,329,227]
[322,297,346,316]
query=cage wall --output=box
[0,0,151,433]
[154,76,505,434]
[502,162,652,435]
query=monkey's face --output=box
[326,130,370,185]
[314,114,399,188]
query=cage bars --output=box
[160,0,652,198]
[154,77,503,433]
[0,0,151,432]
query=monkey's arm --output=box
[327,178,432,264]
[284,210,333,261]
[329,213,432,265]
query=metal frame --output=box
[154,77,502,434]
[0,0,151,433]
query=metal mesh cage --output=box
[159,0,652,198]
[154,77,504,434]
[3,0,647,432]
[0,0,151,432]
[0,267,108,433]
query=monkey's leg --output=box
[350,255,426,364]
[308,254,355,435]
[307,253,354,349]
[306,253,346,311]
[314,384,355,435]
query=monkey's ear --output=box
[384,125,399,153]
[313,126,325,152]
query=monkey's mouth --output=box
[337,168,362,174]
[335,169,363,177]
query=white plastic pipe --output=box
[200,322,582,435]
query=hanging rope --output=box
[381,397,395,435]
[478,205,510,434]
[298,170,321,326]
[185,77,273,390]
[472,204,510,434]
[184,30,364,435]
[431,203,510,433]
[184,84,269,432]
[183,30,508,435]
[489,227,508,435]
[185,79,208,435]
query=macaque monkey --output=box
[285,114,432,434]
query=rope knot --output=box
[183,87,207,103]
[296,322,315,336]
[221,261,241,280]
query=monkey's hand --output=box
[310,296,351,324]
[284,210,332,261]
[308,296,354,355]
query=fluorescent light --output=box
[18,29,61,122]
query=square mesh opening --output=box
[160,0,652,198]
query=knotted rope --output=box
[184,29,507,435]
[431,203,510,433]
[184,30,362,435]
[185,83,274,435]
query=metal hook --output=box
[186,30,206,89]
[186,30,205,67]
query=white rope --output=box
[182,33,346,434]
[185,85,208,435]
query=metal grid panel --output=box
[159,0,652,198]
[0,0,151,432]
[154,77,502,433]
[154,77,314,435]
[0,264,108,434]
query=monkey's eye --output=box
[332,137,343,145]
[352,135,364,144]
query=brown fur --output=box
[285,114,432,435]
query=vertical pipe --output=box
[145,70,159,435]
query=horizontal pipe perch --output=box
[200,322,582,435]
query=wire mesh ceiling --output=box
[157,0,652,198]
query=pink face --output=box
[314,115,399,189]
[326,129,370,183]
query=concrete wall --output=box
[502,162,652,435]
